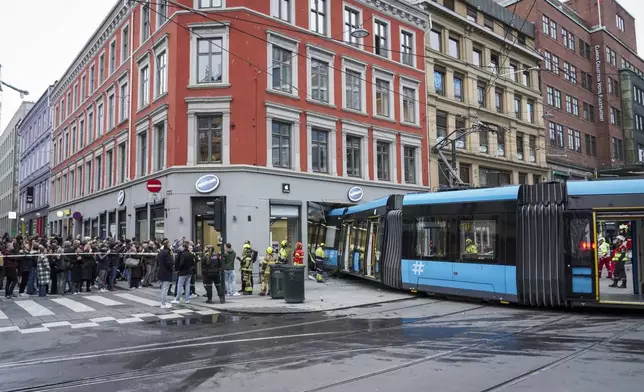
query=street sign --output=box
[146,179,162,193]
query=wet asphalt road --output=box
[1,298,643,392]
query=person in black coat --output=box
[157,240,174,308]
[128,244,144,289]
[172,245,195,304]
[202,246,225,304]
[81,244,96,292]
[71,246,84,294]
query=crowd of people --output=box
[0,234,328,308]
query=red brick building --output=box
[499,0,644,179]
[48,0,430,252]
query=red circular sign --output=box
[146,179,162,193]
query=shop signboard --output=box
[195,174,220,193]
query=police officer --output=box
[202,245,225,304]
[609,236,628,288]
[314,243,326,283]
[259,247,276,296]
[240,243,253,295]
[278,240,289,264]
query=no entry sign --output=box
[146,179,162,193]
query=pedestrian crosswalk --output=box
[0,291,220,335]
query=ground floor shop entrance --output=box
[192,197,225,248]
[596,213,644,305]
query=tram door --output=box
[342,223,353,271]
[365,220,380,278]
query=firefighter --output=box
[293,242,305,266]
[278,240,289,264]
[609,236,628,289]
[465,238,478,255]
[259,247,276,296]
[597,237,612,279]
[240,243,253,295]
[315,243,326,283]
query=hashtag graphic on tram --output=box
[412,261,425,275]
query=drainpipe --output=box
[597,0,602,28]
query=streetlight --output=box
[542,112,554,119]
[351,27,369,39]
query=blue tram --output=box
[326,179,644,307]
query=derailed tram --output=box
[325,179,644,308]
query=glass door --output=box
[365,220,379,278]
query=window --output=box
[400,31,414,66]
[95,156,102,191]
[466,6,477,22]
[479,129,488,153]
[436,111,447,139]
[617,15,625,32]
[565,95,572,114]
[455,118,466,149]
[402,86,416,123]
[567,31,575,51]
[562,28,569,47]
[477,81,486,107]
[376,141,390,181]
[529,136,536,162]
[343,7,361,47]
[73,84,79,109]
[443,0,454,11]
[572,130,581,152]
[514,95,521,119]
[472,46,482,67]
[121,26,129,63]
[497,132,505,157]
[81,76,86,102]
[199,0,223,7]
[554,89,561,108]
[109,41,116,73]
[346,135,361,177]
[375,78,391,117]
[310,0,327,35]
[448,36,460,59]
[609,77,619,97]
[542,15,550,36]
[404,216,449,260]
[139,64,149,107]
[581,71,592,91]
[490,52,499,74]
[610,107,621,126]
[374,20,389,57]
[434,68,445,96]
[64,131,69,158]
[509,61,518,82]
[556,124,564,148]
[71,126,77,152]
[87,110,94,143]
[429,29,441,51]
[107,93,115,129]
[85,161,92,194]
[97,101,104,136]
[579,39,591,60]
[572,97,579,116]
[271,46,293,93]
[459,220,497,260]
[272,121,291,168]
[583,102,595,122]
[636,114,644,131]
[403,146,416,184]
[638,144,644,162]
[118,142,127,183]
[494,88,503,113]
[311,128,328,173]
[550,19,557,40]
[89,65,95,92]
[106,150,113,188]
[527,100,535,123]
[522,66,530,87]
[138,131,147,176]
[345,69,363,110]
[197,115,222,164]
[153,50,167,98]
[197,38,223,84]
[549,122,556,146]
[274,0,292,22]
[79,118,85,148]
[311,58,329,103]
[453,74,463,102]
[606,47,616,66]
[484,15,493,30]
[158,0,168,26]
[155,122,165,171]
[612,137,624,160]
[142,1,151,42]
[119,81,129,122]
[98,54,105,83]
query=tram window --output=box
[413,217,449,259]
[459,220,497,260]
[570,218,593,265]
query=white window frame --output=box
[271,0,295,24]
[399,28,416,68]
[107,87,116,130]
[119,76,129,123]
[400,135,422,185]
[121,23,130,64]
[94,153,103,191]
[96,97,105,137]
[306,44,335,106]
[64,129,70,159]
[341,121,369,180]
[189,24,230,87]
[154,37,169,98]
[373,129,397,182]
[116,133,129,184]
[308,0,330,36]
[400,77,421,126]
[341,57,367,114]
[342,3,364,50]
[98,51,106,85]
[306,112,337,175]
[195,0,225,9]
[372,68,395,120]
[151,108,168,171]
[73,83,79,110]
[136,122,149,178]
[372,17,392,60]
[265,103,301,170]
[87,106,95,143]
[138,55,150,109]
[78,113,85,148]
[267,31,300,96]
[186,96,232,165]
[108,37,117,75]
[157,0,169,29]
[104,146,114,188]
[140,0,151,44]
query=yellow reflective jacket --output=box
[315,246,325,261]
[261,253,276,274]
[465,244,478,254]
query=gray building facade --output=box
[0,102,34,235]
[18,88,52,236]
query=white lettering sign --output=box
[595,45,604,122]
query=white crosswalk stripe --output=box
[0,309,8,320]
[43,322,72,328]
[14,300,55,316]
[84,296,124,306]
[157,313,183,320]
[114,293,160,307]
[51,298,96,313]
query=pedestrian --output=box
[223,243,237,297]
[142,244,156,287]
[3,244,18,299]
[36,246,51,297]
[202,245,225,304]
[81,243,96,292]
[157,239,174,309]
[127,244,144,289]
[18,244,33,296]
[172,244,196,304]
[96,244,110,293]
[71,246,84,294]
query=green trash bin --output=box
[284,266,305,304]
[270,264,287,299]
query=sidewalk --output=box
[119,278,415,314]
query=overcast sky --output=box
[2,0,644,131]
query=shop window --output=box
[135,207,148,242]
[270,204,300,262]
[459,219,496,262]
[118,209,127,239]
[99,212,107,240]
[108,211,116,238]
[91,219,99,238]
[84,220,90,238]
[150,204,165,240]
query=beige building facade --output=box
[421,0,549,188]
